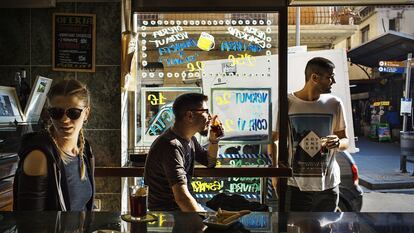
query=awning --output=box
[347,31,414,68]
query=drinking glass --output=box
[129,185,149,220]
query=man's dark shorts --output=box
[286,185,339,212]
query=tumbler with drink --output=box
[210,116,224,138]
[129,185,148,220]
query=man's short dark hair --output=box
[305,57,335,82]
[173,93,208,120]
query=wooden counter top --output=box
[95,164,291,178]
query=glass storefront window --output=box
[133,12,280,204]
[134,12,279,147]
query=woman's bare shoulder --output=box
[23,150,48,176]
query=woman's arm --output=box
[15,150,49,210]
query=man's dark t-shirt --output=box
[144,128,210,211]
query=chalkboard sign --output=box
[52,13,96,72]
[211,88,271,143]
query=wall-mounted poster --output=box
[52,13,96,72]
[0,86,24,124]
[24,76,53,123]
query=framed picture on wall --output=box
[24,75,53,123]
[0,86,24,124]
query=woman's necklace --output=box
[53,137,78,157]
[61,149,77,157]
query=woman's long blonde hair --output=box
[46,79,90,180]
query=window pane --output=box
[134,12,279,203]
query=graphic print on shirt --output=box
[289,114,333,177]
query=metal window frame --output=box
[131,0,289,212]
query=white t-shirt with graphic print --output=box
[282,93,346,191]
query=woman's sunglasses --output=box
[47,107,85,120]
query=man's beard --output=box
[319,85,331,94]
[199,129,208,136]
[323,88,332,94]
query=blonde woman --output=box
[13,79,94,211]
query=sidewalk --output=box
[352,136,414,190]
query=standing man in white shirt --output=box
[273,57,349,211]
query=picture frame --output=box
[24,75,53,123]
[0,86,24,124]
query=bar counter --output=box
[1,211,414,233]
[95,164,292,178]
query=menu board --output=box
[52,13,96,72]
[211,88,272,143]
